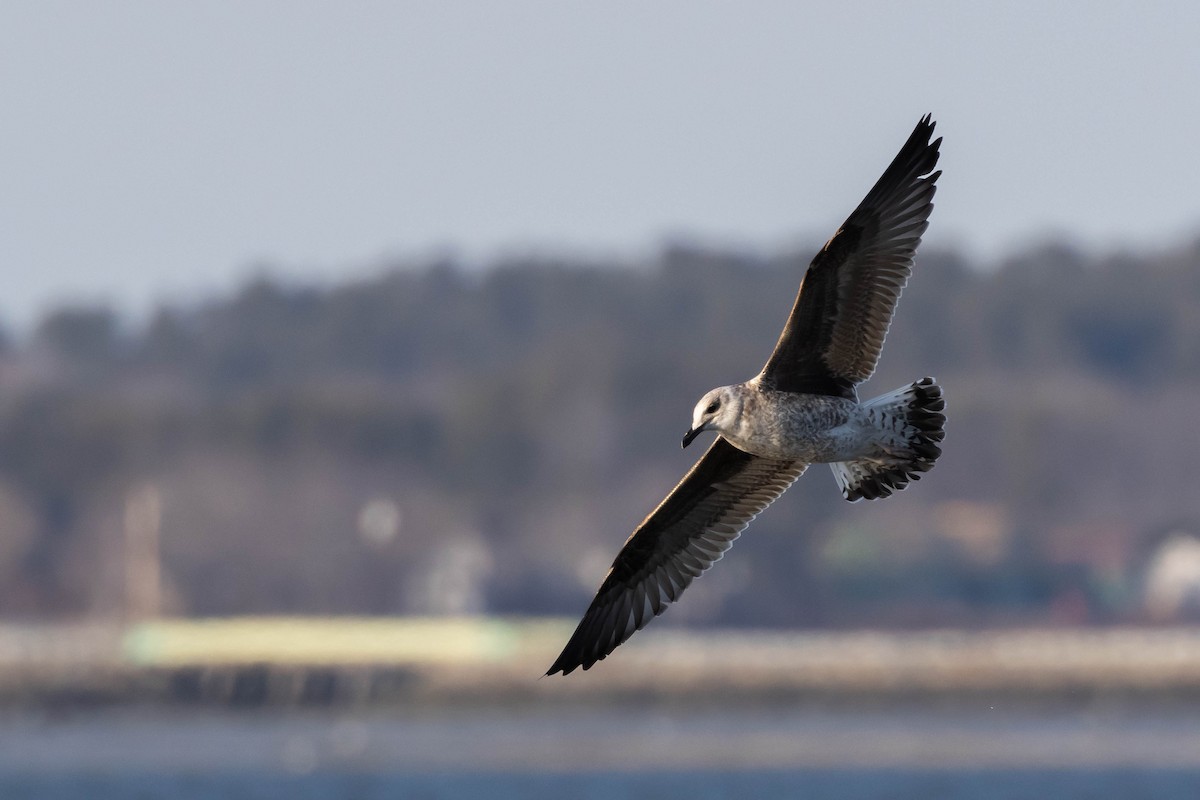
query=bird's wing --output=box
[759,115,942,397]
[547,437,806,675]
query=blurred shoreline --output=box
[5,617,1200,711]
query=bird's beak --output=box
[681,425,704,449]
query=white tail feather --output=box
[830,377,945,501]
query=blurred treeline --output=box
[2,239,1200,627]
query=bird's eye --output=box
[705,401,720,414]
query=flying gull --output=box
[548,115,946,675]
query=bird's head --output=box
[682,385,743,448]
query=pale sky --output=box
[4,2,1199,327]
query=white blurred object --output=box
[407,535,494,616]
[1143,533,1200,620]
[357,498,401,548]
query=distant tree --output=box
[3,238,1200,622]
[34,306,120,365]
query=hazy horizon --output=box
[5,2,1200,327]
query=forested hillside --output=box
[2,238,1199,627]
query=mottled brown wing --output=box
[547,438,806,675]
[760,115,942,398]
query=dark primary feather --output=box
[546,438,806,675]
[760,115,942,396]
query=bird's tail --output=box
[830,377,945,501]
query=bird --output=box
[547,115,946,676]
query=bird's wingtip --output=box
[545,655,581,677]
